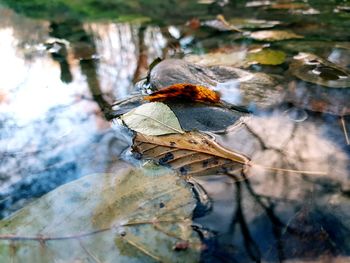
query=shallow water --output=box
[0,0,349,262]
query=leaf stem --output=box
[248,162,327,175]
[0,219,189,242]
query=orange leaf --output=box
[144,83,220,104]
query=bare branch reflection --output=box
[196,110,350,262]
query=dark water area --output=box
[0,0,349,262]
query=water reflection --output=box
[0,1,350,262]
[0,7,163,217]
[196,110,350,262]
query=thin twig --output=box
[340,116,350,145]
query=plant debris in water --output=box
[228,18,281,29]
[246,49,286,65]
[249,30,303,41]
[133,131,250,178]
[289,52,350,88]
[0,163,201,262]
[121,102,184,136]
[144,83,221,104]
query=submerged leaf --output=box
[144,83,221,104]
[185,47,286,67]
[249,30,303,41]
[0,163,201,262]
[246,49,286,65]
[185,50,248,67]
[121,102,184,136]
[133,131,250,177]
[289,52,350,88]
[168,102,247,132]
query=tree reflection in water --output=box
[196,111,350,262]
[0,8,165,217]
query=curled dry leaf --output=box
[249,30,303,41]
[132,131,250,178]
[121,102,184,136]
[0,163,201,262]
[289,52,350,88]
[144,83,221,104]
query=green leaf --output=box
[121,102,184,136]
[246,49,286,65]
[0,163,201,263]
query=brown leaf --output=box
[132,131,250,177]
[269,3,309,10]
[144,83,221,104]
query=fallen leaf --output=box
[185,47,285,67]
[133,131,326,178]
[269,3,309,10]
[249,30,303,41]
[144,83,221,104]
[121,102,184,136]
[245,0,272,7]
[187,18,201,30]
[335,5,350,13]
[246,49,286,65]
[289,52,350,88]
[228,18,281,29]
[202,14,242,32]
[149,59,282,110]
[168,102,247,132]
[132,131,250,177]
[112,97,246,132]
[0,163,201,262]
[185,50,248,67]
